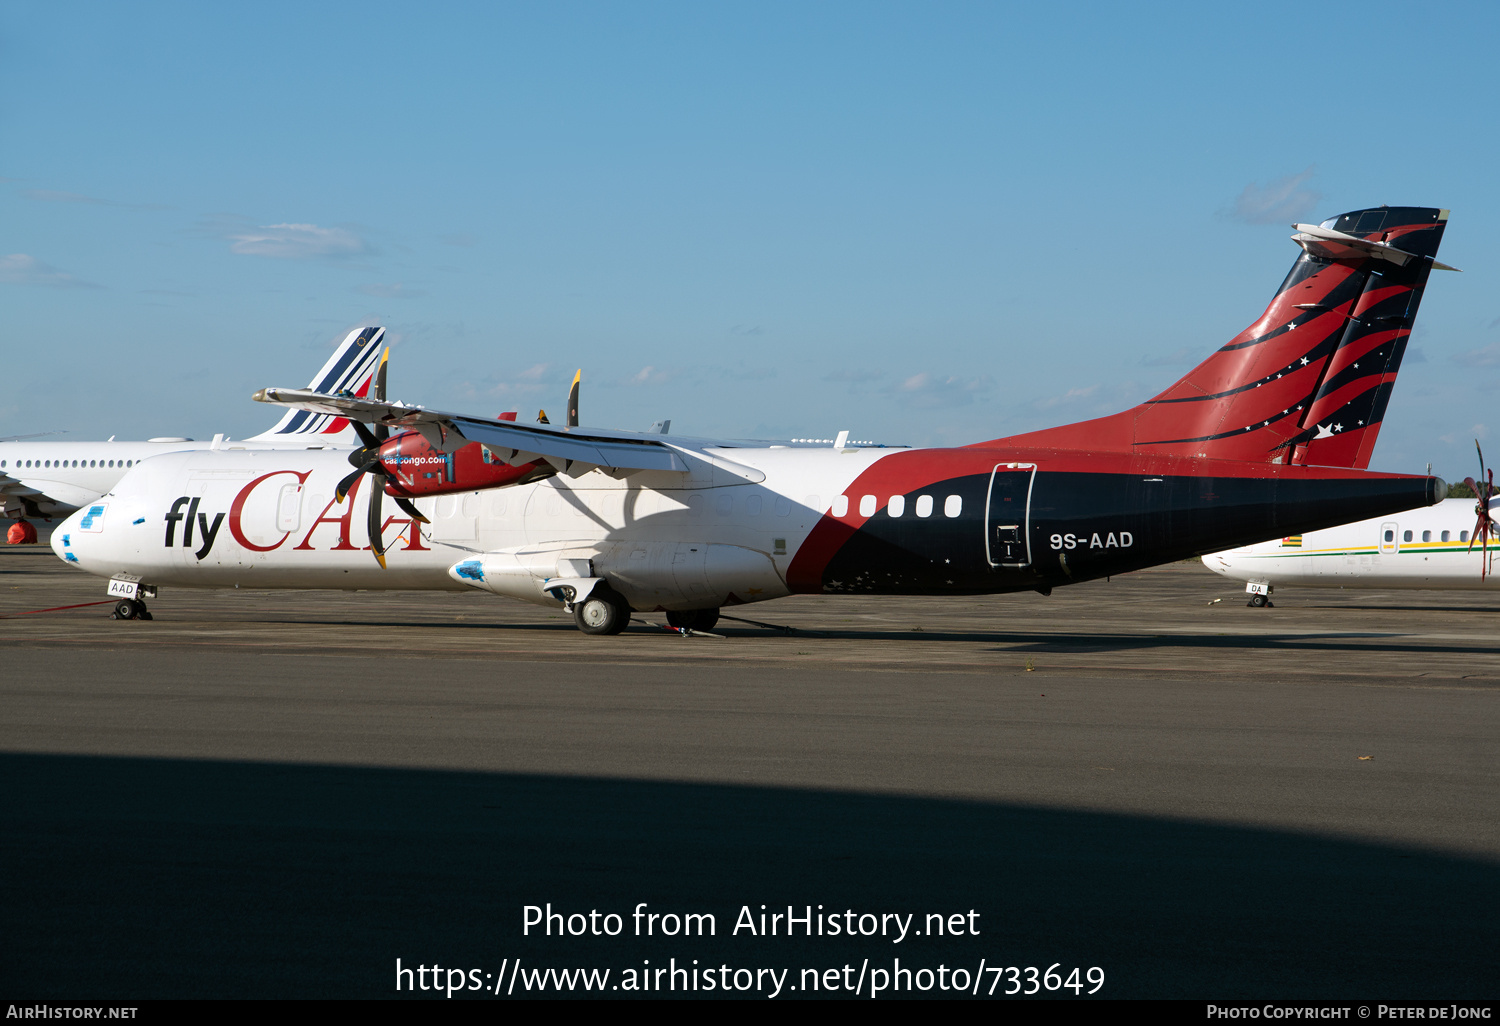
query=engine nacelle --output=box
[378,431,554,498]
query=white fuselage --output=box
[0,438,349,519]
[1203,497,1497,590]
[52,445,901,611]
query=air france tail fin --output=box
[994,207,1453,468]
[244,327,387,443]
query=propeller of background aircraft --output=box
[1464,439,1496,580]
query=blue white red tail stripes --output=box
[245,327,385,442]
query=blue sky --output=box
[4,1,1497,475]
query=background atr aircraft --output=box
[0,327,386,539]
[1206,495,1500,603]
[54,206,1454,632]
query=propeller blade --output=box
[368,472,388,569]
[373,348,390,442]
[392,495,430,524]
[537,409,550,425]
[350,419,381,451]
[335,466,368,504]
[567,369,581,428]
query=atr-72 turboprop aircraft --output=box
[56,205,1455,635]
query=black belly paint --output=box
[818,470,1439,595]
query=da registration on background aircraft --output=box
[55,206,1456,634]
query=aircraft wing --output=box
[0,469,84,519]
[253,388,688,476]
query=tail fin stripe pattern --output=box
[1147,335,1342,405]
[1136,401,1311,447]
[1216,273,1367,353]
[987,206,1448,469]
[244,327,386,442]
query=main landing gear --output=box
[573,587,632,636]
[666,608,720,632]
[112,599,153,620]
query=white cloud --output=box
[229,223,367,259]
[883,371,994,409]
[1440,424,1487,445]
[1454,343,1500,368]
[629,365,672,386]
[1230,167,1323,225]
[0,253,100,288]
[1033,384,1099,411]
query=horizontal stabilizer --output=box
[1291,223,1461,272]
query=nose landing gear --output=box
[111,598,153,620]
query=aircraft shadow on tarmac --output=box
[2,752,1494,1000]
[227,615,1500,660]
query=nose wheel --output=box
[1247,594,1273,608]
[111,599,153,621]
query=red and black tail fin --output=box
[993,207,1453,467]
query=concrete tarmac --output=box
[1,547,1497,999]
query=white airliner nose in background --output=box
[2,326,386,535]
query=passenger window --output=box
[1383,530,1393,542]
[1441,530,1449,542]
[888,495,905,518]
[716,493,732,516]
[774,496,791,517]
[1462,530,1470,542]
[745,495,762,516]
[916,495,933,518]
[1422,531,1431,542]
[859,494,877,517]
[831,495,848,517]
[944,495,962,518]
[1403,530,1412,542]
